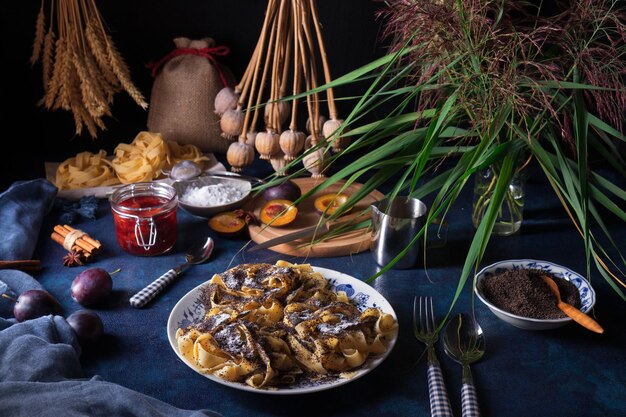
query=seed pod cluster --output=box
[214,0,347,178]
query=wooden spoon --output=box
[542,275,604,334]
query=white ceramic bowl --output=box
[173,176,252,218]
[474,259,596,330]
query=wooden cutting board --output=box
[245,178,384,257]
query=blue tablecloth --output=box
[3,164,626,417]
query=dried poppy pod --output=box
[323,118,350,152]
[214,87,239,116]
[306,115,327,135]
[270,151,288,176]
[305,134,326,150]
[279,129,305,161]
[220,107,244,140]
[255,130,281,160]
[227,139,254,172]
[303,147,327,178]
[245,131,258,147]
[265,101,291,127]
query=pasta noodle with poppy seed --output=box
[175,261,397,389]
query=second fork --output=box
[414,296,454,417]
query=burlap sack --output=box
[147,37,236,153]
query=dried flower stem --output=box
[290,4,302,131]
[300,0,321,134]
[295,0,317,139]
[240,0,279,140]
[309,0,337,119]
[222,0,338,173]
[269,0,289,131]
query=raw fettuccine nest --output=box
[55,131,209,190]
[175,261,397,390]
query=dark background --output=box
[1,0,387,191]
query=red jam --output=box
[110,183,178,256]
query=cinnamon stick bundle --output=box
[50,224,102,258]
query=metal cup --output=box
[370,196,428,269]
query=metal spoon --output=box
[166,160,265,185]
[129,237,214,308]
[167,160,204,181]
[542,275,604,334]
[443,313,486,417]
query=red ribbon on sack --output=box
[146,45,231,87]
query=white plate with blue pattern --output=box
[167,266,398,394]
[474,259,596,330]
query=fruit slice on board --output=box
[208,212,247,235]
[314,193,351,216]
[260,200,298,226]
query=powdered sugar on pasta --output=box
[181,183,244,206]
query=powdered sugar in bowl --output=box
[173,176,252,218]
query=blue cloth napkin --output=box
[0,179,57,320]
[0,178,57,260]
[53,195,99,224]
[0,315,223,417]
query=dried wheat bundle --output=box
[31,0,148,138]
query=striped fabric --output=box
[427,364,454,417]
[461,383,480,417]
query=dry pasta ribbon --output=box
[111,131,170,183]
[54,131,209,189]
[55,150,120,190]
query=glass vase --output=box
[472,164,526,236]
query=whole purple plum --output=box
[13,289,63,322]
[70,268,112,306]
[66,310,104,345]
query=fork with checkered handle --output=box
[129,237,214,308]
[129,263,189,308]
[414,296,454,417]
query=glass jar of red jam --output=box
[110,182,178,256]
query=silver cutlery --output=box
[129,237,214,308]
[413,296,454,417]
[443,313,486,417]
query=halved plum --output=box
[314,193,351,216]
[260,199,298,226]
[208,211,247,235]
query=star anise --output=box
[63,250,85,267]
[233,209,257,225]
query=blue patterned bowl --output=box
[474,259,596,330]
